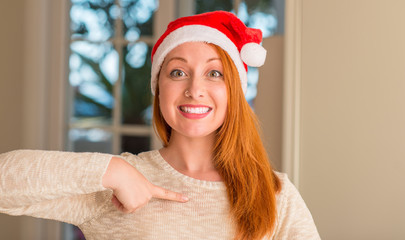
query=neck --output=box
[159,131,221,181]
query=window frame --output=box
[66,0,178,156]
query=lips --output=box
[178,105,212,119]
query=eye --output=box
[208,70,223,78]
[170,69,186,78]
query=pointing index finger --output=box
[152,185,189,202]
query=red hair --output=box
[153,44,281,240]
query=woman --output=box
[0,11,320,240]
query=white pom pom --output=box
[240,43,267,67]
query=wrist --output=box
[102,156,126,190]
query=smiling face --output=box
[157,42,228,140]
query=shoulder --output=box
[274,172,299,200]
[119,150,152,165]
[273,171,308,214]
[119,150,165,178]
[272,171,321,239]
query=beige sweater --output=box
[0,150,320,240]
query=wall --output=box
[0,0,25,239]
[256,35,284,171]
[0,0,24,152]
[296,1,405,239]
[0,0,67,239]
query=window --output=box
[67,0,159,158]
[65,0,280,239]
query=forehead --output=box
[165,42,220,60]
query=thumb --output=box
[151,185,189,203]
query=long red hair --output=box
[153,44,281,240]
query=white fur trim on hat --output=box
[151,25,248,95]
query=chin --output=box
[183,131,215,139]
[174,127,218,140]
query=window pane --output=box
[121,0,159,41]
[69,128,113,153]
[195,0,233,13]
[238,0,277,37]
[69,41,117,124]
[70,0,117,41]
[122,42,153,125]
[121,135,151,154]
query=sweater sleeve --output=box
[272,173,321,240]
[0,149,114,226]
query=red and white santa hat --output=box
[151,10,267,95]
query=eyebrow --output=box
[207,58,221,63]
[167,57,187,63]
[166,57,221,64]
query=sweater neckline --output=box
[150,150,226,189]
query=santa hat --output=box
[150,11,266,95]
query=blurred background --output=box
[0,0,404,239]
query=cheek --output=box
[159,78,184,99]
[213,85,228,108]
[158,89,171,114]
[211,85,228,121]
[158,82,179,120]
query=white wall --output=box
[285,1,405,239]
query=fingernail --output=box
[182,196,189,202]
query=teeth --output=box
[181,106,210,114]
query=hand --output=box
[102,157,188,213]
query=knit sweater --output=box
[0,149,320,240]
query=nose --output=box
[186,76,205,98]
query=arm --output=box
[0,149,113,225]
[0,150,188,225]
